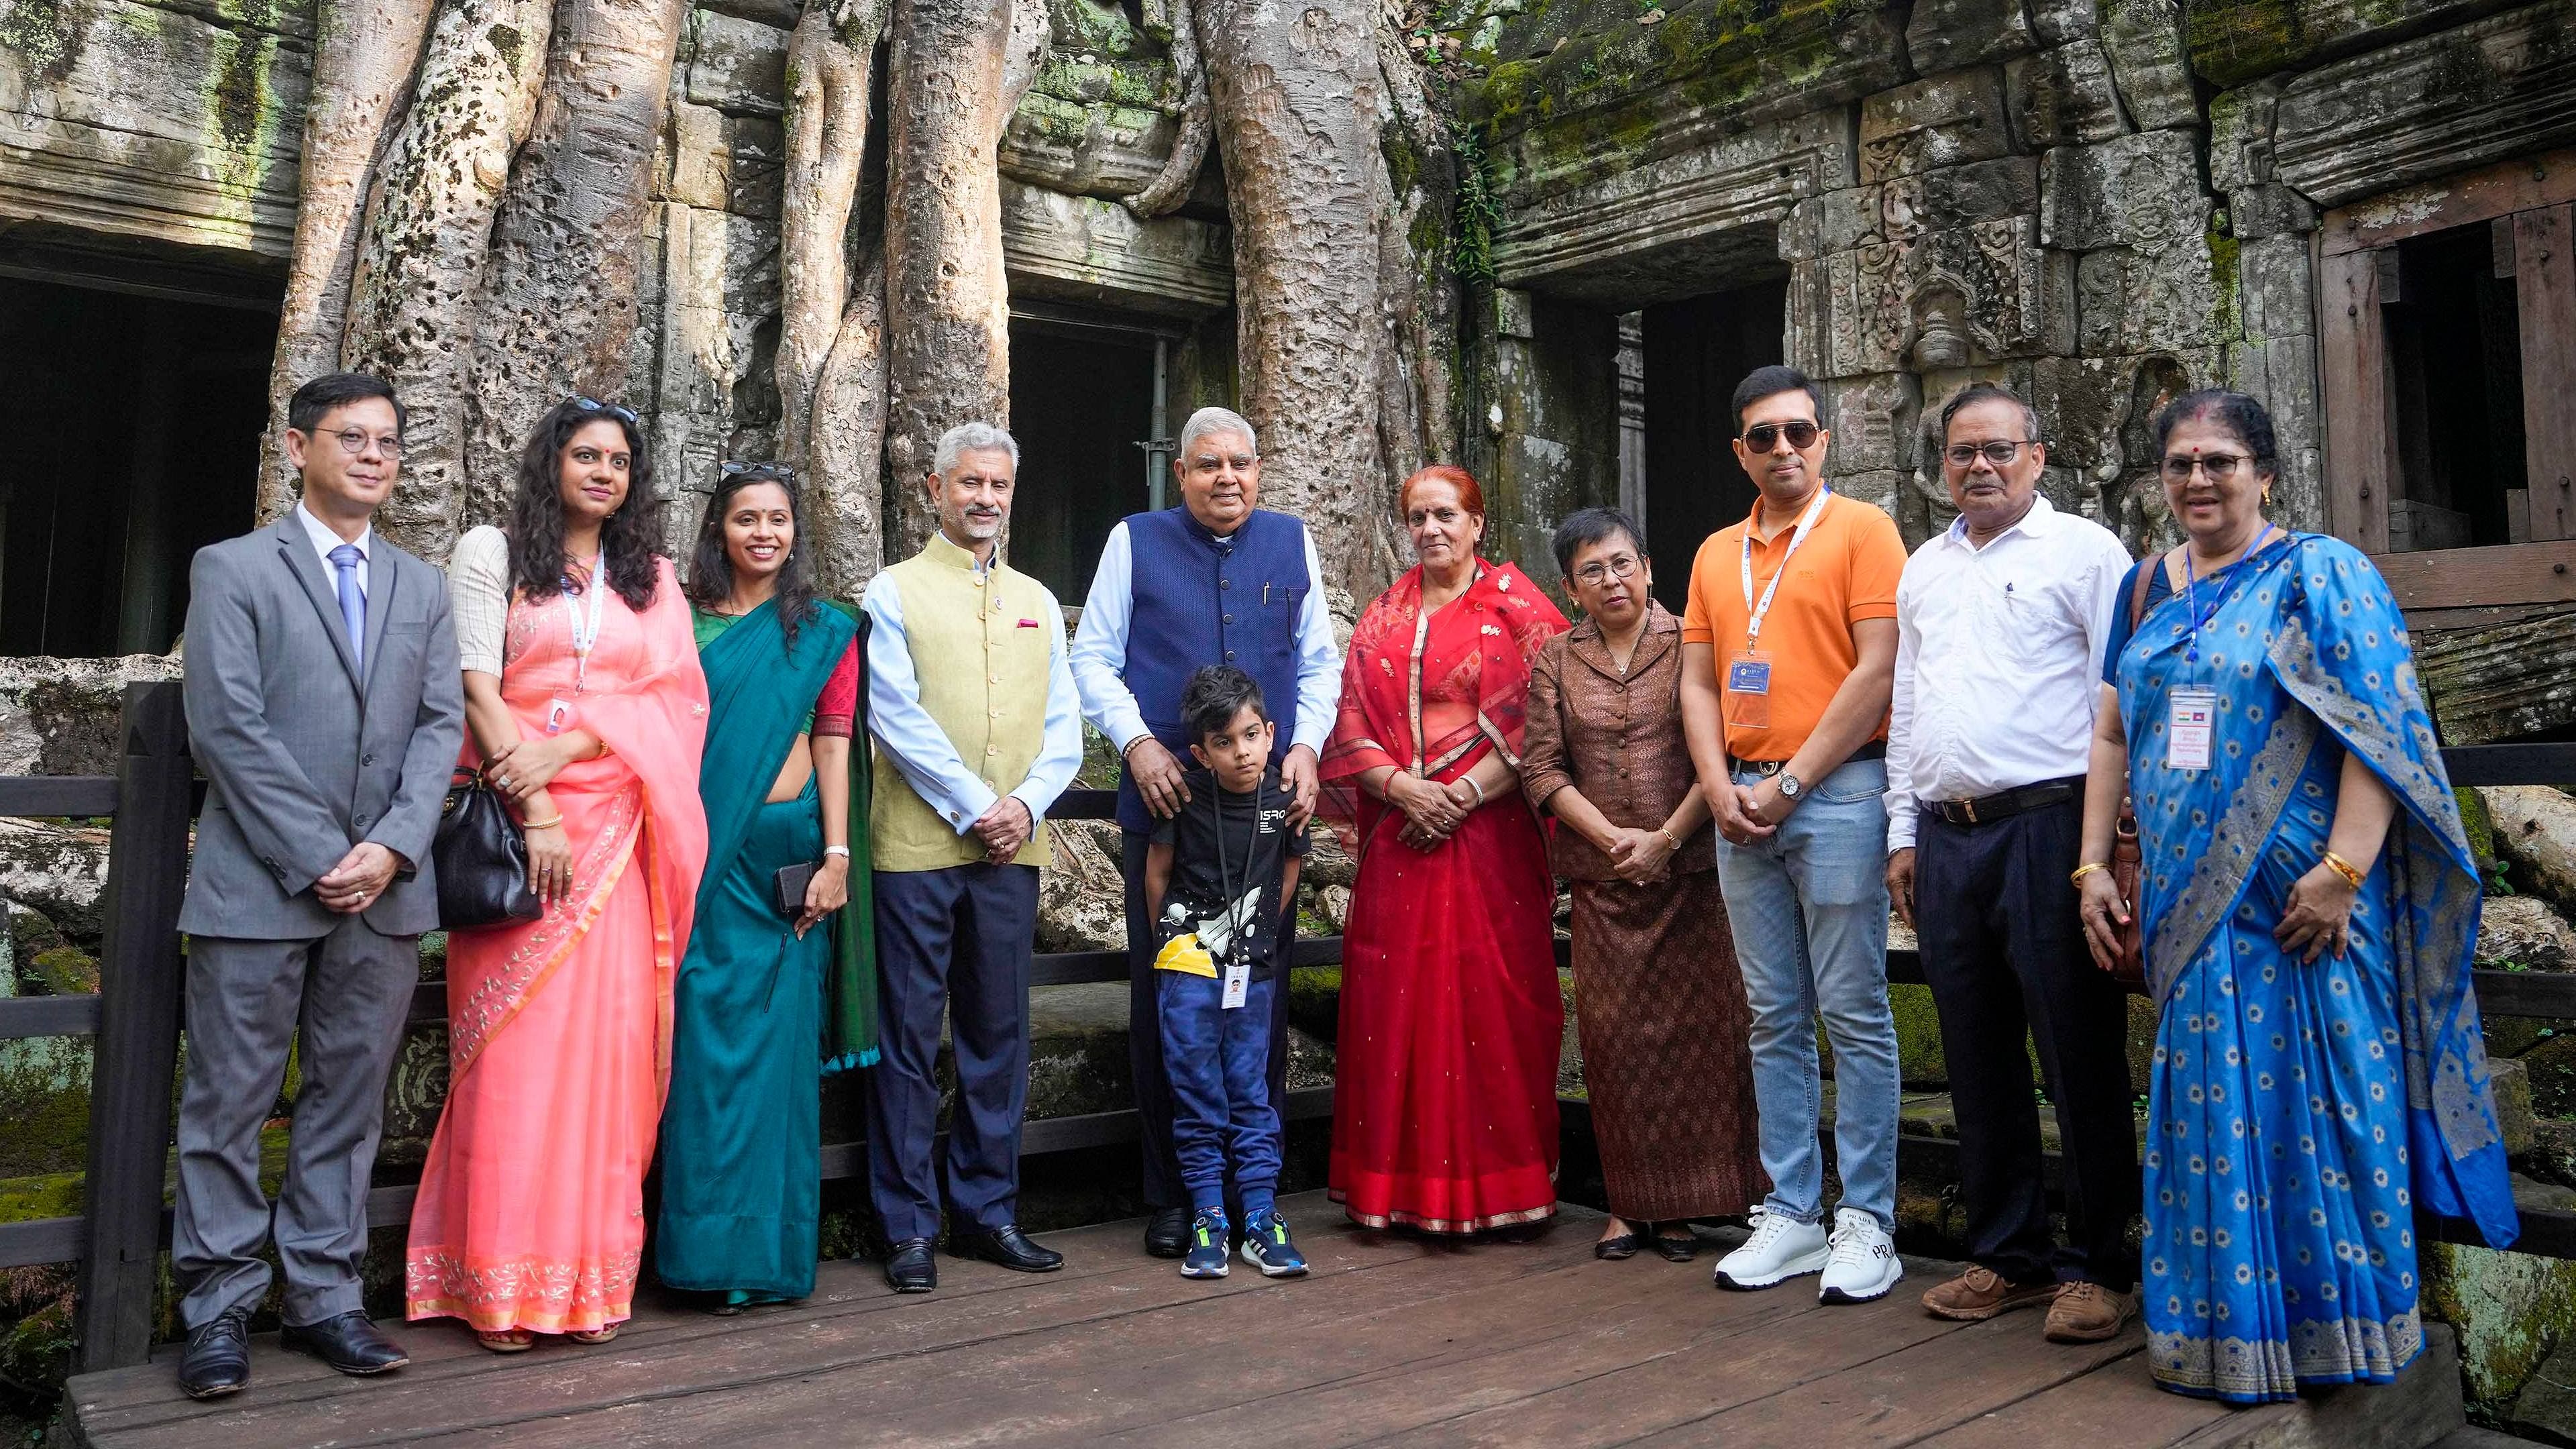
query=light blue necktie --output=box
[329,543,366,669]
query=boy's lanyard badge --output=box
[1214,778,1256,1010]
[1725,488,1830,730]
[545,553,607,736]
[2163,524,2275,773]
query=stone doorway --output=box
[1005,312,1166,604]
[0,275,272,657]
[1636,281,1786,614]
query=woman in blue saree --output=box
[2076,390,2516,1403]
[658,462,879,1309]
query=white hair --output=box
[933,421,1020,478]
[1177,407,1257,461]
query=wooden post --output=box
[72,682,195,1373]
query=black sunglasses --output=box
[721,460,797,482]
[570,395,640,426]
[1741,420,1821,451]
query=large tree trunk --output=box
[878,0,1042,557]
[777,0,889,481]
[337,0,556,555]
[1197,0,1435,598]
[458,0,694,525]
[1122,0,1208,221]
[806,256,890,595]
[253,0,439,525]
[1369,5,1461,526]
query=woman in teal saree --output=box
[659,462,878,1307]
[2078,391,2515,1403]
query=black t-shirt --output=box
[1150,765,1308,979]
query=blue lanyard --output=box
[2180,524,2274,665]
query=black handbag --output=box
[435,768,543,929]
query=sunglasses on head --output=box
[1741,420,1820,452]
[721,460,796,482]
[570,395,640,426]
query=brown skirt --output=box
[1568,869,1768,1222]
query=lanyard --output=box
[2180,524,2274,665]
[1738,487,1831,648]
[563,553,607,692]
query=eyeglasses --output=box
[721,460,796,482]
[1572,555,1642,586]
[1945,440,2039,468]
[323,427,404,459]
[1741,421,1820,452]
[570,396,640,426]
[2161,453,2245,483]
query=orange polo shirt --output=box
[1681,490,1906,763]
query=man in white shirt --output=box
[1887,384,2140,1344]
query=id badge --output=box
[543,698,575,736]
[1221,961,1251,1010]
[2167,690,2218,772]
[1726,652,1774,729]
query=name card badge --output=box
[1726,652,1773,729]
[1222,961,1251,1010]
[543,698,576,736]
[2167,689,2218,772]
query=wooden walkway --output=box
[66,1193,2451,1448]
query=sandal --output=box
[566,1324,621,1345]
[476,1329,535,1353]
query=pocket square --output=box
[1016,618,1041,628]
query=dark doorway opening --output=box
[2383,221,2527,551]
[1006,315,1163,602]
[1638,280,1787,612]
[0,276,273,656]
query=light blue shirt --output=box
[861,548,1085,835]
[1069,518,1342,755]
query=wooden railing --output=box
[11,683,2576,1372]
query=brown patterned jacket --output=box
[1521,602,1717,881]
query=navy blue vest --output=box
[1117,507,1312,834]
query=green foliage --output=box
[1450,120,1505,286]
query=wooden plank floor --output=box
[68,1193,2304,1448]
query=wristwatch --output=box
[1776,771,1805,801]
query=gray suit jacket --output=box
[178,515,467,940]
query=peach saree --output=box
[405,556,709,1334]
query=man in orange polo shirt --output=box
[1680,364,1907,1305]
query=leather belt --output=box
[1733,741,1886,776]
[1925,776,2082,828]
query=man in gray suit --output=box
[172,372,465,1399]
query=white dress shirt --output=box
[1886,494,2133,851]
[861,552,1085,835]
[1069,516,1342,755]
[294,500,372,597]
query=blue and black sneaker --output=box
[1239,1208,1309,1277]
[1181,1210,1231,1279]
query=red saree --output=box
[1322,562,1568,1232]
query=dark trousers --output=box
[867,861,1039,1244]
[1158,973,1284,1218]
[1122,830,1290,1210]
[1914,794,2139,1288]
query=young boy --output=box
[1146,665,1309,1279]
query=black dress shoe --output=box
[280,1310,410,1375]
[1144,1206,1191,1259]
[178,1309,251,1399]
[1652,1227,1699,1264]
[885,1237,938,1293]
[949,1223,1065,1273]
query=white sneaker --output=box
[1712,1208,1830,1291]
[1817,1207,1902,1305]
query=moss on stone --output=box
[1045,0,1140,59]
[0,1171,83,1225]
[0,1054,86,1181]
[1287,964,1340,1044]
[1014,92,1096,148]
[0,0,74,80]
[2461,786,2504,888]
[2182,0,2312,89]
[1031,52,1169,110]
[24,947,95,998]
[2422,1241,2576,1420]
[2205,219,2241,341]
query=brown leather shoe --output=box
[2044,1281,2135,1342]
[1920,1265,2057,1322]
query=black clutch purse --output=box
[775,861,816,921]
[435,768,543,929]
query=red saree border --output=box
[444,784,643,1080]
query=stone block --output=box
[2494,1055,2537,1159]
[1906,0,2038,74]
[2099,0,2196,131]
[2239,232,2313,340]
[2005,40,2133,149]
[1000,93,1183,203]
[1884,155,2041,238]
[2076,237,2226,353]
[1782,186,1882,261]
[2425,1243,2576,1424]
[1860,68,2012,185]
[2040,127,2209,250]
[2491,785,2576,924]
[1825,215,2073,376]
[661,101,784,220]
[1824,372,1924,474]
[2229,180,2318,239]
[2029,0,2098,44]
[2479,895,2576,972]
[2513,1330,2576,1446]
[2205,79,2280,192]
[2186,0,2520,90]
[686,7,789,117]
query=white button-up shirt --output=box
[294,500,371,596]
[1886,494,2133,851]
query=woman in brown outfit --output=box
[1522,508,1768,1261]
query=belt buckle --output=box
[1962,796,1980,825]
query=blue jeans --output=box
[1157,971,1283,1218]
[1713,756,1899,1229]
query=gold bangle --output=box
[2068,861,2108,886]
[521,814,564,831]
[2321,850,2367,889]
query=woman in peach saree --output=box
[407,398,710,1350]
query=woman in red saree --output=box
[407,399,710,1349]
[1323,466,1570,1233]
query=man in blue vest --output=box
[1073,406,1341,1258]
